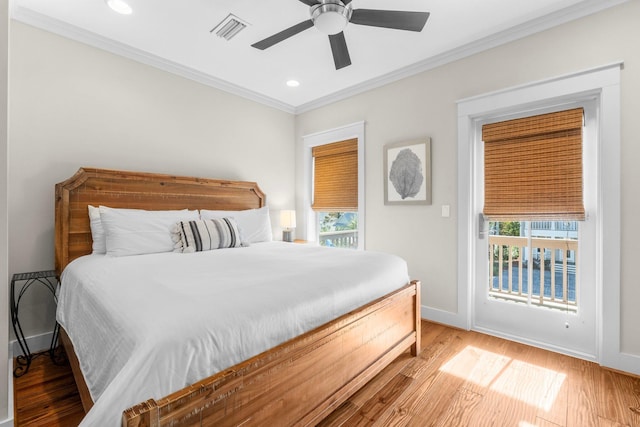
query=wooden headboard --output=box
[54,167,266,276]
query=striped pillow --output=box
[172,218,243,253]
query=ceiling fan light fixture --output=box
[251,0,429,70]
[311,1,352,35]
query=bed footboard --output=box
[123,280,421,427]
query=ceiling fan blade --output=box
[329,32,351,70]
[252,20,314,50]
[342,0,353,4]
[298,0,319,5]
[350,9,430,32]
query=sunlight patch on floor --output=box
[439,345,511,387]
[491,359,566,411]
[439,345,566,412]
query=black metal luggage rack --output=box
[10,270,65,377]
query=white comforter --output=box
[57,242,410,426]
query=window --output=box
[488,220,578,311]
[312,139,358,249]
[302,122,365,250]
[482,107,585,311]
[317,212,358,248]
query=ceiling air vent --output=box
[211,14,249,41]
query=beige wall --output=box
[296,1,640,356]
[8,22,296,339]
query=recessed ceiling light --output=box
[286,80,300,88]
[105,0,133,15]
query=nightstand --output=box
[10,270,62,377]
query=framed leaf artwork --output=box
[384,138,431,205]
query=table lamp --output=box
[280,210,296,242]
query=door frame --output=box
[472,101,598,360]
[456,63,622,369]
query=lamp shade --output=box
[280,210,297,229]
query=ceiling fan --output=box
[251,0,430,70]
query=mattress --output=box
[56,241,410,426]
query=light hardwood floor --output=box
[14,321,640,426]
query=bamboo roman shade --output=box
[312,138,358,211]
[482,107,585,221]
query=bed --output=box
[54,167,421,427]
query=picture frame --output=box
[384,138,431,205]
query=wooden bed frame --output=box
[55,167,421,427]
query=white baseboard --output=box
[421,305,468,330]
[473,325,598,363]
[605,350,640,377]
[9,330,55,360]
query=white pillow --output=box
[90,205,172,254]
[99,206,199,257]
[88,205,107,254]
[200,206,273,244]
[89,205,195,254]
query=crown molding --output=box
[11,0,628,115]
[294,0,629,114]
[11,5,297,114]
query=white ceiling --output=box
[11,0,626,113]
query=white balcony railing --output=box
[488,235,578,311]
[319,230,358,249]
[530,221,578,232]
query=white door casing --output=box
[457,63,627,371]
